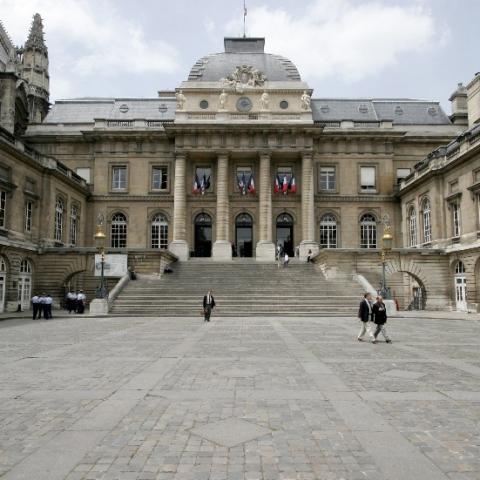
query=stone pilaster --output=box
[299,152,319,260]
[256,152,275,261]
[169,153,189,260]
[212,153,232,260]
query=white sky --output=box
[1,0,478,112]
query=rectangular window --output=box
[474,169,480,183]
[360,166,376,192]
[70,205,79,246]
[0,166,9,182]
[236,166,252,191]
[76,167,91,184]
[277,166,293,183]
[0,191,6,228]
[112,166,127,190]
[396,168,411,183]
[452,202,461,237]
[319,166,336,191]
[25,201,33,232]
[195,166,213,191]
[152,166,168,190]
[449,180,459,193]
[25,179,36,193]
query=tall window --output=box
[111,213,127,248]
[24,201,33,232]
[70,205,79,246]
[152,166,168,190]
[319,214,337,248]
[408,207,417,247]
[360,167,376,192]
[277,166,293,183]
[151,213,168,249]
[360,214,377,248]
[319,167,336,191]
[236,166,252,191]
[112,166,127,190]
[452,202,461,237]
[422,198,432,243]
[396,168,411,184]
[54,197,64,242]
[0,190,6,229]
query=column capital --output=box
[301,151,314,160]
[258,151,272,160]
[215,152,230,160]
[174,152,187,160]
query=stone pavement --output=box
[0,314,479,480]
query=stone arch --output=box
[61,255,96,305]
[383,257,428,310]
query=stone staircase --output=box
[110,260,364,317]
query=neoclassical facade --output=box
[1,15,480,311]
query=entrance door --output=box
[0,257,6,313]
[194,213,212,257]
[18,259,33,311]
[455,261,467,311]
[276,213,294,257]
[235,213,253,257]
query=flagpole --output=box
[243,0,247,38]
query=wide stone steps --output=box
[110,261,363,317]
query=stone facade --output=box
[1,16,479,312]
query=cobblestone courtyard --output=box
[0,314,479,480]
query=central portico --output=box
[168,37,318,261]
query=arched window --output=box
[54,197,64,242]
[111,213,127,248]
[408,206,417,247]
[235,213,253,226]
[20,259,32,274]
[455,261,465,275]
[422,198,432,243]
[0,257,6,272]
[151,213,168,249]
[70,205,79,246]
[360,214,377,249]
[276,212,294,226]
[320,214,337,248]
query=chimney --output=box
[467,72,480,127]
[449,82,468,126]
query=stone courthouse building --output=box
[1,14,479,312]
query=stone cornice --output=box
[315,194,396,203]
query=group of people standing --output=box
[358,293,392,344]
[31,293,54,320]
[65,290,87,314]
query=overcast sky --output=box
[1,0,479,112]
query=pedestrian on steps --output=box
[283,252,289,268]
[371,295,392,344]
[203,289,215,322]
[357,293,374,341]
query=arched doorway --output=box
[235,213,253,257]
[454,261,467,311]
[0,257,7,313]
[194,213,212,257]
[276,213,294,257]
[18,259,32,310]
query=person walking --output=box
[76,290,86,314]
[283,252,289,268]
[203,289,215,322]
[43,294,53,320]
[372,295,392,344]
[31,293,41,320]
[357,293,374,341]
[306,249,313,263]
[66,290,77,314]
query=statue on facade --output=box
[301,90,311,110]
[260,91,269,111]
[219,89,228,110]
[176,90,186,110]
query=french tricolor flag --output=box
[274,175,280,194]
[289,176,297,193]
[247,175,255,194]
[282,176,289,194]
[193,175,200,194]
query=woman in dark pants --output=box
[372,295,392,344]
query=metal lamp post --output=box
[94,223,107,299]
[380,225,393,299]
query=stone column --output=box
[212,153,232,260]
[299,152,319,260]
[256,152,275,261]
[169,153,189,261]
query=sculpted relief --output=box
[222,65,266,92]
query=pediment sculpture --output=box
[222,65,266,91]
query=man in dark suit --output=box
[372,295,392,344]
[203,290,215,322]
[357,293,374,341]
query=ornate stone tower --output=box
[21,13,50,123]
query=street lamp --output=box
[380,225,393,299]
[94,222,107,299]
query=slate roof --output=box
[312,99,451,125]
[43,98,176,123]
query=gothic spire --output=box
[25,13,47,53]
